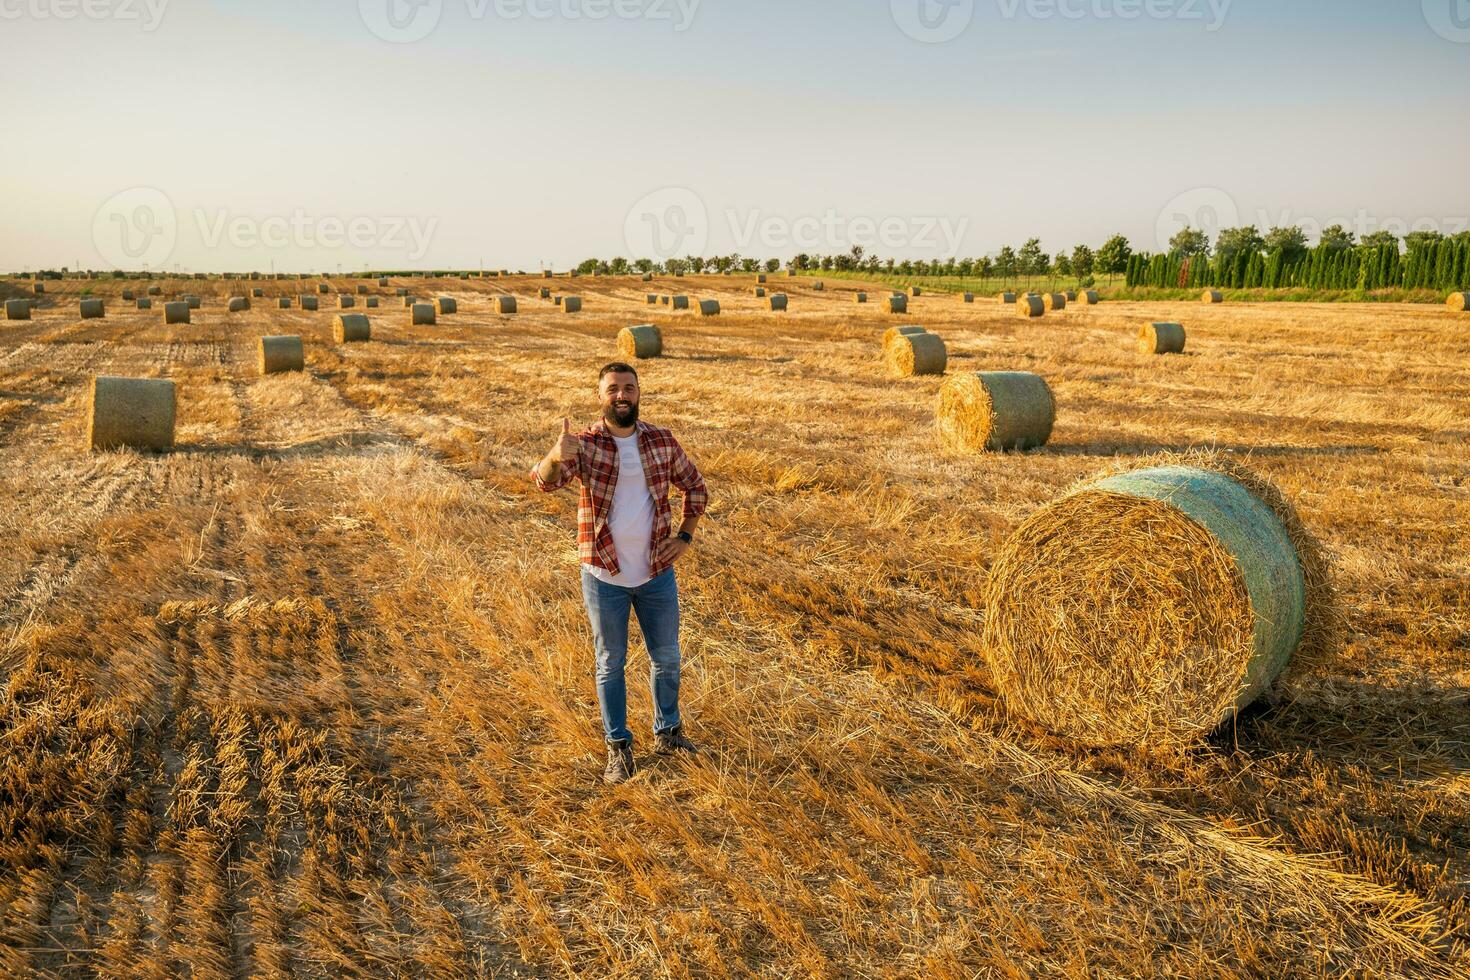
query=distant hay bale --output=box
[754,287,766,297]
[122,289,135,301]
[886,331,946,377]
[882,325,928,349]
[334,314,371,342]
[888,294,908,314]
[1017,295,1044,318]
[961,292,974,303]
[757,274,767,283]
[258,335,305,374]
[356,284,368,294]
[340,295,356,309]
[910,286,922,297]
[366,297,379,308]
[185,295,202,310]
[5,299,32,320]
[1202,289,1223,303]
[1064,289,1077,301]
[812,281,824,291]
[543,288,554,299]
[981,456,1327,748]
[698,299,720,316]
[1078,289,1099,305]
[87,376,175,452]
[412,303,436,325]
[497,296,517,313]
[227,297,248,313]
[543,270,553,278]
[563,296,583,313]
[136,298,153,310]
[252,288,264,298]
[935,371,1054,453]
[378,277,389,287]
[318,283,330,293]
[147,286,161,296]
[659,295,670,306]
[277,297,292,309]
[401,296,417,307]
[670,295,688,310]
[1044,292,1067,311]
[33,283,44,295]
[79,299,105,319]
[769,294,788,311]
[641,273,653,282]
[301,296,319,311]
[164,301,191,324]
[554,296,564,306]
[1140,322,1187,354]
[437,297,457,314]
[396,287,408,296]
[618,324,663,359]
[854,292,867,304]
[1447,292,1470,312]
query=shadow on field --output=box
[173,429,401,459]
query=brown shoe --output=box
[604,740,635,785]
[654,727,697,756]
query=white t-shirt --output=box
[588,433,656,588]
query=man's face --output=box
[599,372,640,427]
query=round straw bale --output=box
[646,293,657,304]
[88,376,175,452]
[1202,289,1223,303]
[981,456,1328,748]
[888,294,908,314]
[301,296,320,311]
[278,297,292,309]
[1043,292,1067,311]
[770,294,788,311]
[334,314,371,342]
[670,296,688,310]
[961,292,974,303]
[935,371,1054,453]
[437,297,457,314]
[1064,289,1077,301]
[659,295,670,306]
[340,295,356,309]
[543,288,554,299]
[366,297,379,308]
[1447,292,1470,312]
[227,297,248,313]
[412,303,436,325]
[402,296,417,307]
[999,291,1016,304]
[882,325,928,349]
[396,287,408,296]
[136,298,153,310]
[147,285,161,296]
[887,331,946,377]
[563,296,583,313]
[122,289,135,301]
[910,286,922,297]
[555,296,564,306]
[258,335,305,374]
[855,292,868,303]
[641,273,654,282]
[79,299,105,319]
[753,287,766,297]
[33,283,44,295]
[379,277,389,287]
[5,299,32,320]
[757,274,768,284]
[164,301,191,324]
[698,299,720,316]
[1078,289,1099,305]
[252,288,264,298]
[618,324,663,359]
[356,284,368,294]
[497,296,517,314]
[1017,295,1044,318]
[318,283,330,293]
[185,295,202,310]
[1140,322,1186,354]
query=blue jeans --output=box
[580,566,682,745]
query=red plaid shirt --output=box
[532,420,708,579]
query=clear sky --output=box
[3,0,1467,272]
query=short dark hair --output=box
[599,362,638,383]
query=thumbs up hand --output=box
[554,418,580,462]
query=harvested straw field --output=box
[0,274,1467,977]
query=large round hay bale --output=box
[564,296,583,313]
[999,291,1016,304]
[147,285,161,296]
[278,297,292,309]
[1017,295,1044,318]
[164,301,190,324]
[259,335,305,374]
[935,371,1054,453]
[301,296,320,311]
[79,299,105,319]
[618,324,663,359]
[365,296,380,308]
[1447,292,1470,312]
[698,299,720,316]
[888,294,908,314]
[184,295,202,310]
[1202,289,1223,304]
[5,299,32,320]
[670,296,688,310]
[136,298,153,310]
[340,295,356,309]
[122,289,135,301]
[887,331,946,377]
[1078,289,1099,305]
[1043,292,1067,311]
[437,297,457,314]
[882,325,928,349]
[769,294,788,311]
[981,458,1325,748]
[497,296,518,314]
[228,297,248,313]
[334,314,371,342]
[88,376,175,452]
[1140,322,1186,354]
[411,303,436,325]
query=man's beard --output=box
[603,400,639,427]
